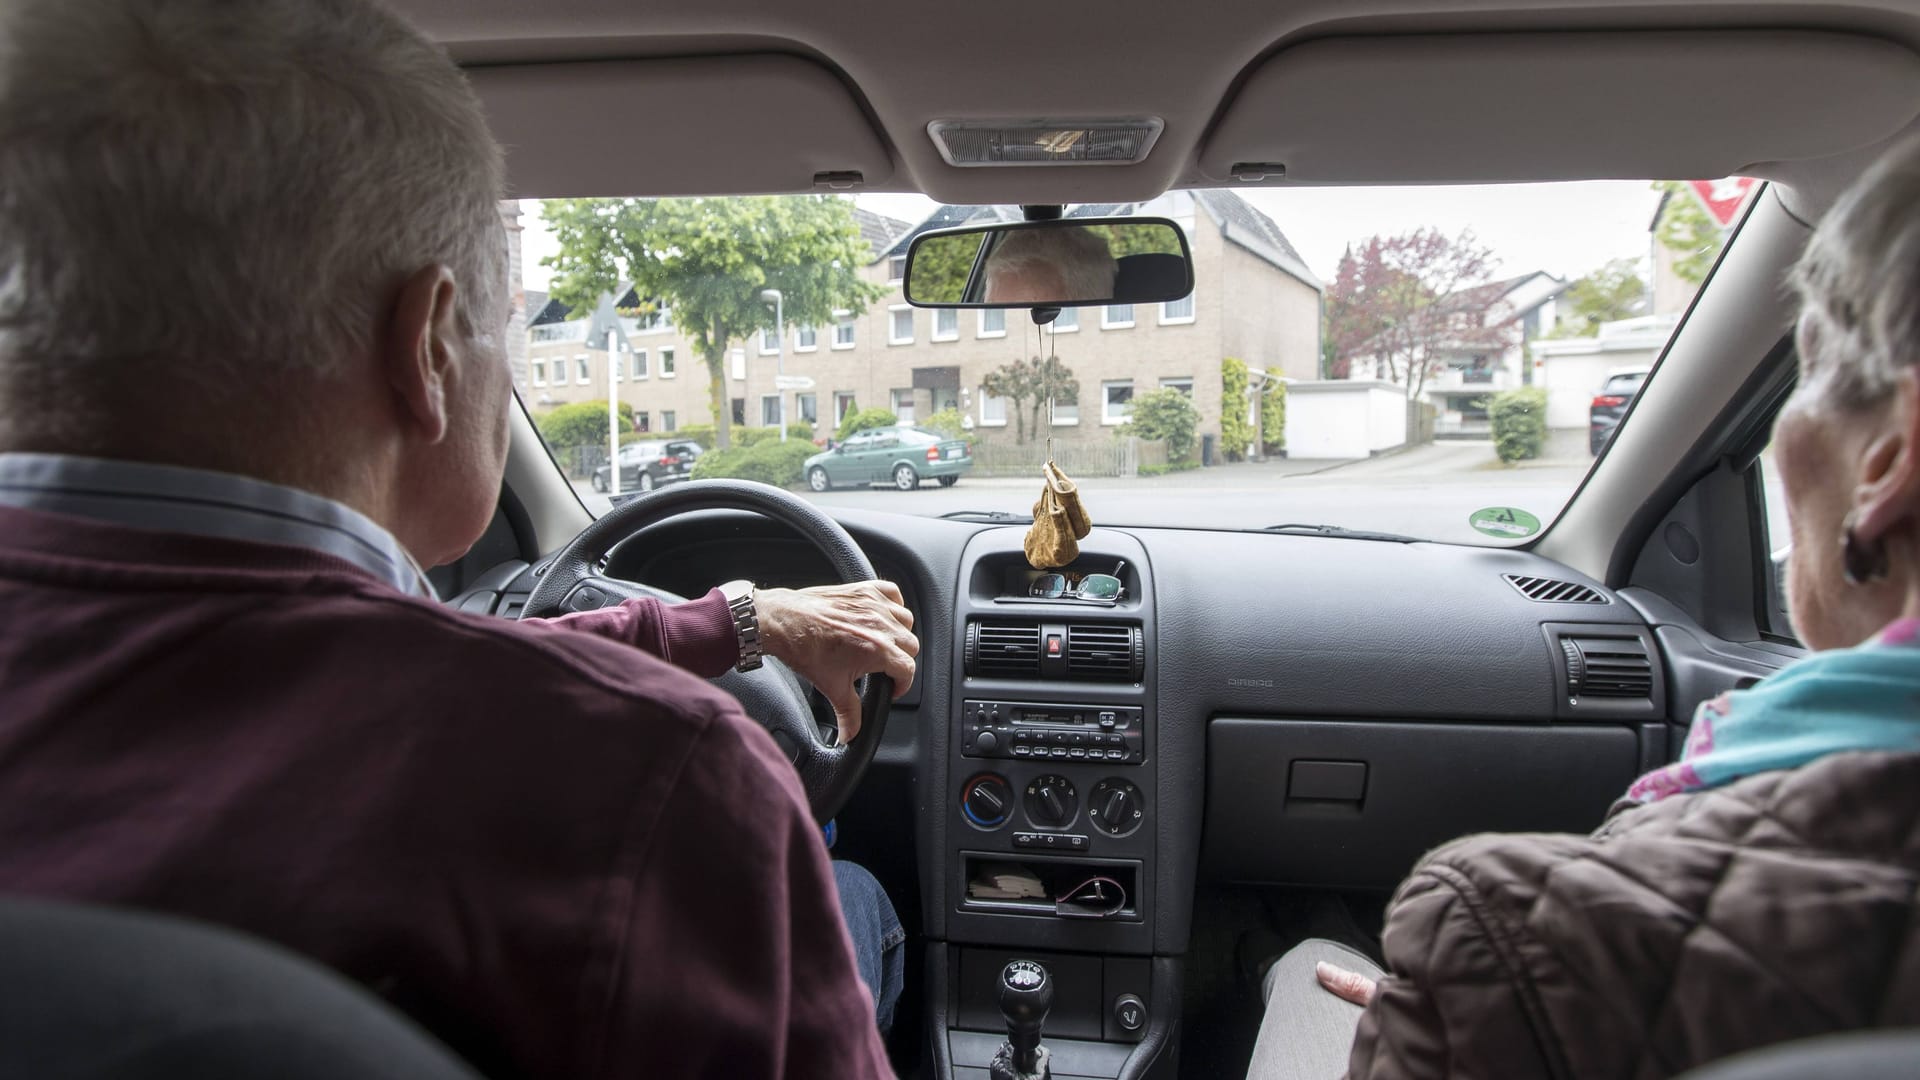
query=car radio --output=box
[962,700,1145,764]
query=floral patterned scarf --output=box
[1626,618,1920,803]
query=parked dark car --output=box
[804,426,972,491]
[1589,369,1648,455]
[590,439,700,492]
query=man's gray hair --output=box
[1789,135,1920,408]
[0,0,505,408]
[985,225,1118,302]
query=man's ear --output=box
[381,264,461,445]
[1851,368,1920,543]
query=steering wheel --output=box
[519,479,892,824]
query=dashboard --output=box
[452,505,1716,1080]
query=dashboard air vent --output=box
[966,621,1041,679]
[1560,635,1653,699]
[1067,624,1144,682]
[1505,574,1607,605]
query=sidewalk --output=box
[967,456,1345,490]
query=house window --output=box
[1051,398,1079,425]
[731,398,746,425]
[1161,292,1195,324]
[662,410,677,432]
[1102,380,1135,424]
[834,392,858,421]
[834,311,856,349]
[660,347,675,377]
[1102,304,1135,329]
[760,328,780,355]
[575,354,590,384]
[797,393,818,424]
[796,325,818,351]
[634,411,651,433]
[934,308,959,341]
[979,308,1007,337]
[980,390,1007,427]
[632,349,648,379]
[762,394,783,426]
[1050,307,1079,332]
[891,388,916,424]
[1160,376,1194,396]
[888,254,907,282]
[730,348,746,381]
[889,305,914,345]
[532,361,547,386]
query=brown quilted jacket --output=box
[1346,751,1920,1079]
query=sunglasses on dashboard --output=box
[1028,572,1125,602]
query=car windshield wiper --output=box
[941,510,1032,523]
[1260,523,1421,543]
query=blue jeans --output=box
[832,861,906,1034]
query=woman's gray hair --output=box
[985,225,1119,302]
[0,0,504,405]
[1789,135,1920,408]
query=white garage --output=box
[1533,315,1678,429]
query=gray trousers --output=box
[1246,938,1385,1080]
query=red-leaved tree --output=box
[1325,229,1511,403]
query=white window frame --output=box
[1160,376,1194,396]
[633,411,651,434]
[978,308,1007,339]
[1159,292,1196,325]
[888,305,915,346]
[833,310,857,350]
[933,308,959,342]
[660,346,675,378]
[795,325,818,353]
[759,328,780,356]
[761,393,783,427]
[979,389,1008,427]
[730,348,746,382]
[796,392,818,425]
[1048,307,1080,334]
[887,254,907,283]
[575,354,591,385]
[1050,398,1080,426]
[1102,304,1135,330]
[661,409,677,432]
[532,360,547,387]
[834,391,858,421]
[1101,379,1135,425]
[632,348,648,380]
[891,388,917,424]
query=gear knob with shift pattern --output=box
[990,959,1053,1080]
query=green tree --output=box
[1550,258,1648,338]
[906,232,985,304]
[835,407,898,442]
[542,196,888,449]
[535,400,633,448]
[921,408,970,444]
[1124,387,1201,461]
[1652,181,1724,285]
[1220,357,1253,461]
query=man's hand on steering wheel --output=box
[758,581,918,744]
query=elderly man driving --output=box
[0,0,913,1076]
[981,225,1119,304]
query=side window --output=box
[1755,444,1794,639]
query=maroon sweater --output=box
[0,506,892,1079]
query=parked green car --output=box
[805,426,972,492]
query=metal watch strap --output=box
[721,580,763,673]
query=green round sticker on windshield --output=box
[1468,506,1541,539]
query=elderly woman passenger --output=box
[1246,137,1920,1080]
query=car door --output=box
[865,432,902,482]
[831,432,873,485]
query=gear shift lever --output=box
[990,959,1053,1080]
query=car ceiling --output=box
[397,0,1920,218]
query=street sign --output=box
[774,375,816,390]
[1686,178,1758,228]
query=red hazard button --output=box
[1046,634,1063,656]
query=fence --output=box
[966,436,1162,478]
[554,443,609,480]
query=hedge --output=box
[690,439,818,487]
[535,401,632,448]
[835,407,898,442]
[1489,387,1548,464]
[1122,388,1201,461]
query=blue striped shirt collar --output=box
[0,453,432,598]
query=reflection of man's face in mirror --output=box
[981,226,1118,305]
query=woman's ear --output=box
[1851,369,1920,543]
[380,264,461,446]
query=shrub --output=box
[1260,377,1287,455]
[835,407,898,442]
[1221,357,1253,461]
[1138,459,1202,477]
[1488,387,1548,464]
[691,439,817,487]
[921,408,970,444]
[654,423,810,451]
[1123,388,1201,461]
[536,401,632,448]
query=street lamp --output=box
[760,288,785,442]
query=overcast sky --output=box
[519,181,1668,293]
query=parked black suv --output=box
[1589,369,1648,455]
[590,439,702,492]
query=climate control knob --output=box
[962,773,1014,829]
[1023,774,1078,828]
[1087,778,1145,837]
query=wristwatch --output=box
[718,579,763,673]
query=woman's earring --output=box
[1842,512,1890,585]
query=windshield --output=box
[520,181,1746,543]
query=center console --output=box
[929,528,1179,1079]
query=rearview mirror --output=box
[903,217,1194,308]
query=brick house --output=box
[522,190,1321,454]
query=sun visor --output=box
[469,54,893,197]
[1198,31,1920,185]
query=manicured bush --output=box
[1123,388,1201,461]
[1489,387,1548,464]
[921,408,970,444]
[1260,377,1286,455]
[835,407,898,442]
[653,423,810,450]
[1221,358,1253,461]
[535,401,632,448]
[691,439,817,486]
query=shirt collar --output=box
[0,453,432,598]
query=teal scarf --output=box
[1626,617,1920,803]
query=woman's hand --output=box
[756,581,918,743]
[1316,961,1378,1007]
